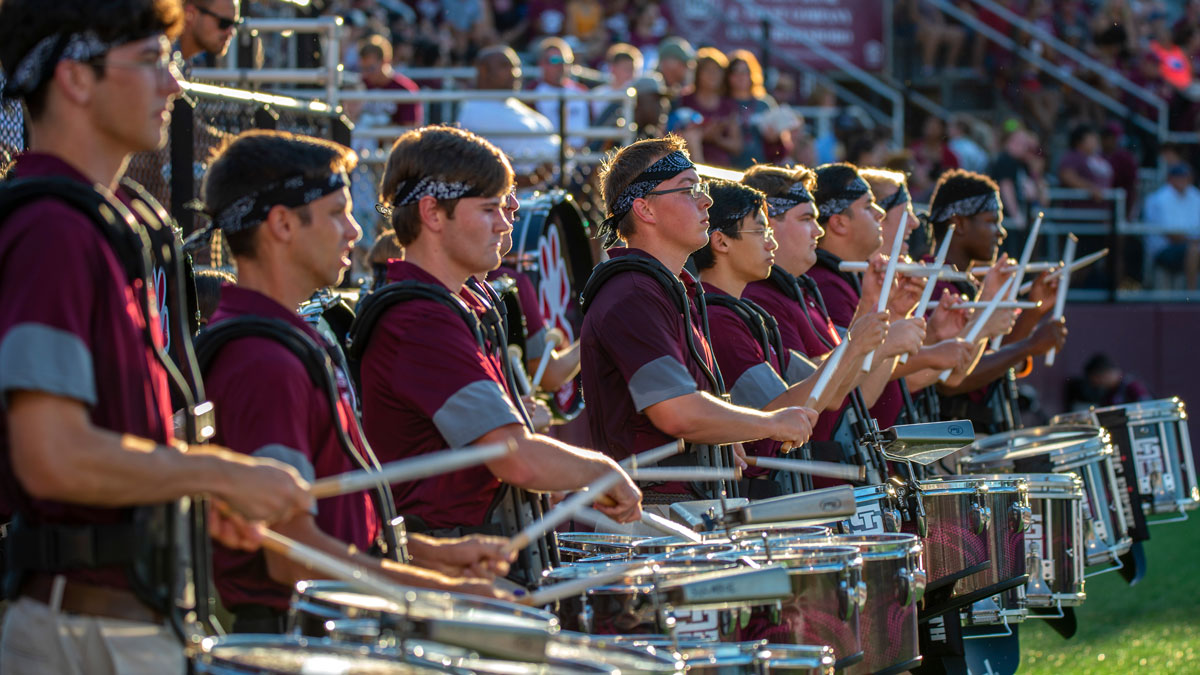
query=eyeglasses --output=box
[197,4,244,30]
[88,52,187,82]
[740,227,776,241]
[646,182,710,201]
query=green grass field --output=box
[1019,512,1200,673]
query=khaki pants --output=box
[0,596,184,675]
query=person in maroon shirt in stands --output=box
[358,34,422,128]
[691,179,883,496]
[0,2,310,671]
[580,134,818,508]
[198,130,517,632]
[359,126,640,559]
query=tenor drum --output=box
[1012,473,1087,611]
[739,545,865,670]
[902,477,993,592]
[1076,398,1199,519]
[958,425,1134,574]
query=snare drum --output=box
[903,477,992,591]
[191,634,454,674]
[555,533,642,562]
[1085,398,1199,518]
[1013,473,1087,610]
[958,425,1134,573]
[607,638,837,675]
[287,581,558,661]
[739,545,865,670]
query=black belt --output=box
[6,519,142,571]
[231,604,287,634]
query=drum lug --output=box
[970,503,991,535]
[579,602,594,634]
[838,578,850,621]
[856,580,868,611]
[1010,503,1033,533]
[899,566,927,607]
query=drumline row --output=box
[193,398,1197,674]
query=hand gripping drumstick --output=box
[1018,248,1107,294]
[938,275,1015,383]
[837,262,968,281]
[862,210,908,372]
[528,329,565,391]
[743,455,865,481]
[310,439,517,500]
[902,224,956,365]
[503,471,626,555]
[1045,234,1077,367]
[993,212,1043,349]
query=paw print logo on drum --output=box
[537,223,579,411]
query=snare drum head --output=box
[1090,397,1184,422]
[542,559,735,589]
[195,635,450,674]
[960,425,1108,470]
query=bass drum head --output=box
[508,189,594,421]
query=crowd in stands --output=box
[224,0,1200,291]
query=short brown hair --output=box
[368,229,403,265]
[742,164,816,201]
[597,134,689,242]
[378,125,513,247]
[606,43,643,72]
[202,129,357,259]
[359,34,392,63]
[725,49,765,99]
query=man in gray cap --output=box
[656,36,696,100]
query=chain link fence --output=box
[0,73,25,172]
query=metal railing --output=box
[201,16,345,104]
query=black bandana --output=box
[598,150,695,247]
[2,30,130,100]
[815,176,871,217]
[929,191,1000,225]
[390,176,483,207]
[765,181,814,217]
[877,183,911,212]
[211,171,349,233]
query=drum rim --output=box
[291,581,558,625]
[1089,396,1184,418]
[966,472,1085,494]
[960,429,1112,468]
[918,476,1028,494]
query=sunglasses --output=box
[197,5,243,31]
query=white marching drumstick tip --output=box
[1045,234,1077,367]
[863,210,908,372]
[939,275,1014,382]
[504,471,626,554]
[1018,249,1108,294]
[310,439,517,500]
[904,224,957,364]
[951,301,1041,310]
[619,440,686,470]
[804,339,847,409]
[993,213,1043,349]
[528,330,565,390]
[744,455,865,481]
[627,467,739,483]
[507,345,532,394]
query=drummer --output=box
[0,2,311,670]
[580,135,819,505]
[926,169,1068,432]
[691,179,885,496]
[359,126,641,543]
[198,130,519,632]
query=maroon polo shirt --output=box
[809,251,905,430]
[487,264,548,356]
[204,285,380,612]
[360,261,524,531]
[0,153,174,591]
[580,248,718,464]
[702,283,786,476]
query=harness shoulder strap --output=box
[580,255,688,316]
[348,280,486,363]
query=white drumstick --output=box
[310,439,517,500]
[627,467,739,483]
[939,275,1014,382]
[968,261,1057,276]
[1018,249,1108,294]
[837,262,967,280]
[619,440,686,470]
[526,562,649,606]
[902,224,956,365]
[951,301,1041,310]
[1045,234,1077,367]
[803,339,847,410]
[994,212,1043,348]
[863,210,908,371]
[508,345,532,395]
[504,471,626,554]
[529,330,564,390]
[257,525,412,602]
[743,455,865,481]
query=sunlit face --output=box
[876,187,919,258]
[770,201,823,276]
[838,192,885,261]
[293,187,362,289]
[191,0,240,57]
[641,168,713,257]
[959,209,1006,264]
[89,36,183,154]
[721,207,777,283]
[443,193,512,276]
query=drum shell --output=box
[904,479,992,591]
[1090,398,1200,516]
[192,634,456,674]
[737,546,864,669]
[1017,474,1087,608]
[555,533,641,563]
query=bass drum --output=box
[507,188,594,421]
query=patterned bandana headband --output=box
[390,176,482,207]
[212,172,349,233]
[598,150,695,247]
[876,182,911,212]
[766,181,814,218]
[815,176,870,217]
[2,30,123,100]
[929,191,1001,225]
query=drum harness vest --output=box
[580,254,741,500]
[347,279,558,584]
[0,176,217,641]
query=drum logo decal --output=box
[846,500,885,534]
[673,609,719,641]
[537,224,579,411]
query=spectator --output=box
[358,35,423,128]
[656,36,695,100]
[908,115,960,202]
[1058,123,1114,204]
[1142,163,1200,289]
[592,43,643,121]
[565,0,607,62]
[458,45,559,183]
[491,0,530,47]
[442,0,490,63]
[845,128,891,169]
[532,37,591,148]
[726,49,791,168]
[905,0,965,77]
[990,125,1048,232]
[947,117,990,173]
[632,74,670,140]
[679,47,742,167]
[177,0,241,66]
[1100,121,1138,219]
[1064,353,1151,411]
[628,2,669,68]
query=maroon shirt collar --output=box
[608,246,702,298]
[13,152,94,183]
[213,284,315,337]
[386,259,453,288]
[700,281,733,298]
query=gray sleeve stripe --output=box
[525,328,548,361]
[252,444,318,514]
[433,379,524,448]
[0,323,97,408]
[784,349,818,386]
[629,355,697,412]
[729,362,788,409]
